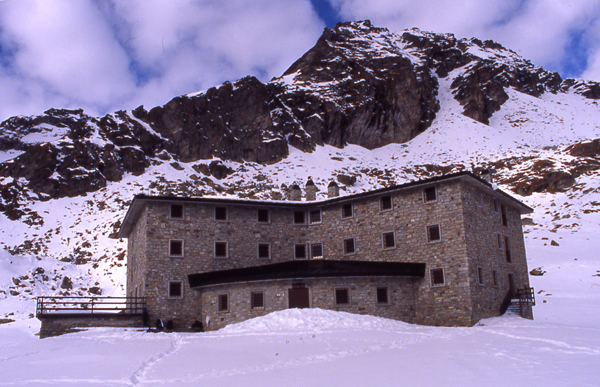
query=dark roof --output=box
[188,260,426,288]
[116,171,533,238]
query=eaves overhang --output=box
[188,260,426,288]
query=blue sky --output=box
[1,0,599,122]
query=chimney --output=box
[327,181,339,198]
[480,169,493,184]
[305,179,316,201]
[290,184,302,201]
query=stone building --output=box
[116,171,533,331]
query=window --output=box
[497,233,503,249]
[380,195,392,211]
[423,186,437,203]
[218,294,229,312]
[309,209,322,224]
[170,204,183,219]
[335,288,349,305]
[492,198,499,213]
[251,291,264,308]
[258,243,270,259]
[293,210,306,224]
[295,244,307,259]
[500,203,508,226]
[504,236,511,262]
[343,238,355,254]
[215,206,228,221]
[257,208,270,223]
[492,270,499,287]
[342,203,353,219]
[477,267,484,285]
[169,240,184,257]
[168,281,183,298]
[215,241,228,258]
[310,243,323,259]
[431,268,445,286]
[382,231,396,249]
[376,287,389,304]
[427,225,441,243]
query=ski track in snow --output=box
[129,334,183,386]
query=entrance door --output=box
[508,273,516,298]
[288,287,310,309]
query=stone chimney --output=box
[327,181,339,198]
[480,169,493,184]
[290,184,302,201]
[305,179,316,201]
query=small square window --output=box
[382,231,395,249]
[427,225,441,242]
[251,291,264,309]
[376,287,388,304]
[295,244,307,259]
[215,241,228,258]
[258,243,270,259]
[293,211,306,224]
[215,206,228,221]
[431,268,445,286]
[492,270,499,287]
[168,281,183,298]
[335,288,349,305]
[218,294,229,312]
[170,204,183,219]
[380,195,392,211]
[257,209,270,223]
[478,267,484,285]
[504,236,511,262]
[423,186,437,202]
[342,203,353,219]
[169,240,184,257]
[311,243,323,259]
[343,238,355,254]
[309,209,322,224]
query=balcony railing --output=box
[36,296,146,316]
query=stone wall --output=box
[39,314,145,338]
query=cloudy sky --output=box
[1,0,600,122]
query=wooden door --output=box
[288,287,310,309]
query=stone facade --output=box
[117,172,533,331]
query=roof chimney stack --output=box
[480,169,493,184]
[327,181,339,198]
[289,184,302,201]
[305,179,316,201]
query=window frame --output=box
[500,203,508,226]
[214,241,228,259]
[250,291,264,309]
[257,243,271,259]
[492,270,499,287]
[335,288,350,306]
[343,238,356,255]
[426,224,441,243]
[382,231,396,249]
[218,293,229,312]
[497,233,503,249]
[430,268,445,287]
[376,287,389,304]
[310,242,323,259]
[341,203,353,219]
[294,243,307,260]
[257,208,270,223]
[168,280,183,299]
[492,198,499,213]
[380,195,393,212]
[293,210,306,225]
[504,236,511,263]
[215,206,228,221]
[477,266,485,285]
[423,186,437,203]
[169,239,184,257]
[170,204,184,219]
[309,209,322,224]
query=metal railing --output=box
[36,296,146,317]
